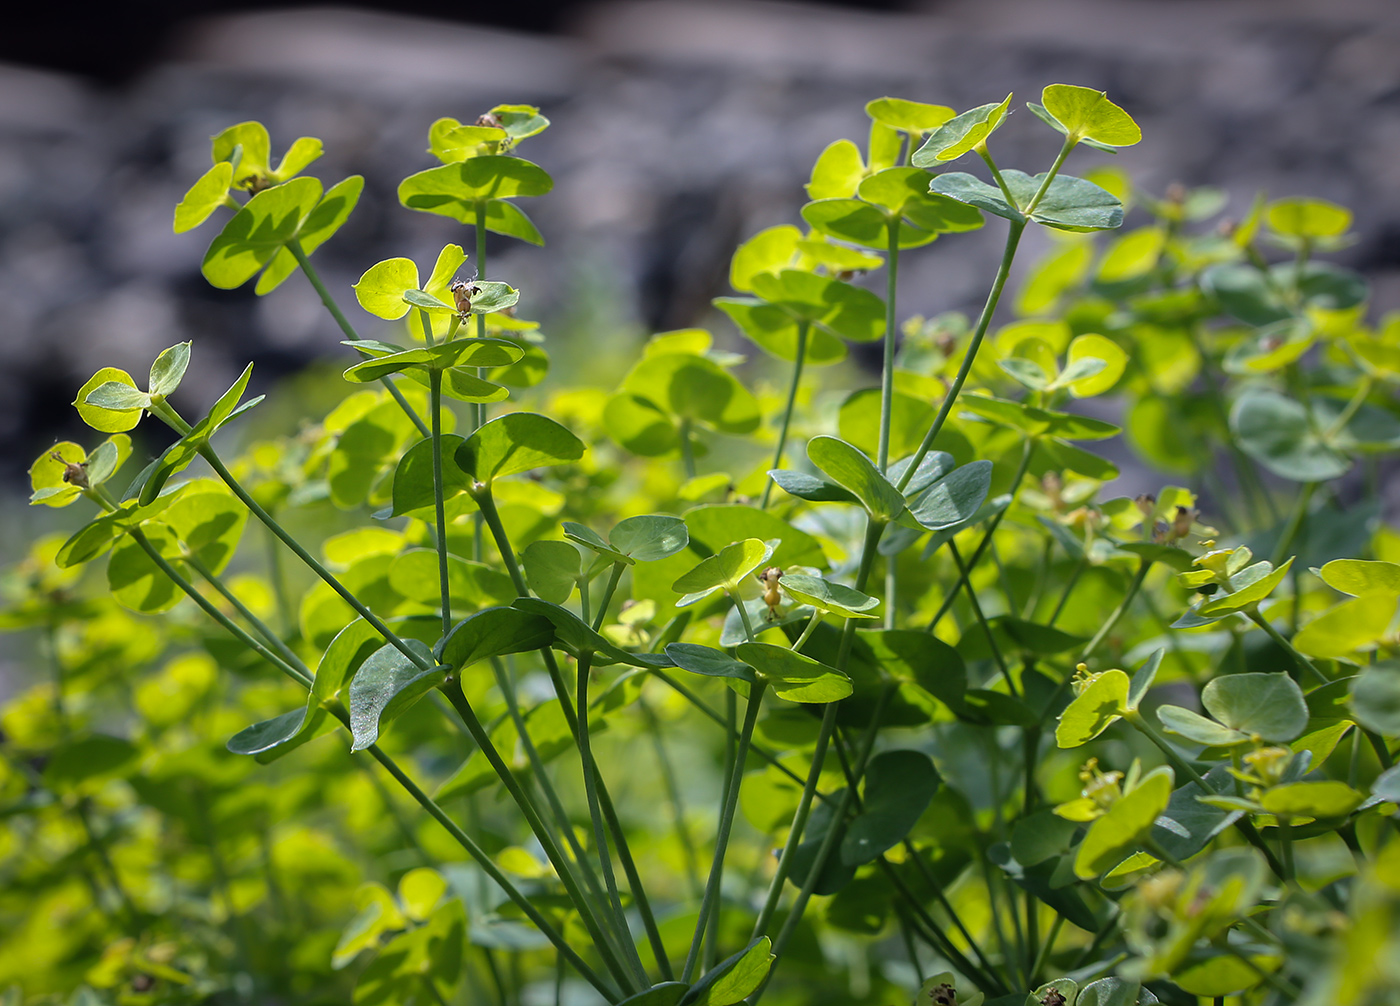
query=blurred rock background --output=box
[2,0,1399,495]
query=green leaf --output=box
[201,176,323,289]
[174,162,233,233]
[563,521,632,564]
[680,937,773,1006]
[344,339,522,383]
[857,168,985,232]
[865,97,955,133]
[807,436,904,521]
[389,550,514,609]
[715,298,848,366]
[801,198,939,250]
[455,413,585,485]
[1066,334,1127,397]
[397,157,553,223]
[683,505,826,570]
[211,121,271,185]
[603,392,678,456]
[438,607,554,670]
[1055,669,1129,747]
[149,342,192,398]
[1074,765,1174,878]
[620,353,762,434]
[391,435,471,517]
[905,461,993,531]
[620,984,690,1006]
[664,643,757,683]
[521,540,581,603]
[1157,705,1249,747]
[510,598,672,667]
[1026,980,1079,1006]
[778,573,879,618]
[1319,559,1400,596]
[1077,979,1147,1006]
[256,175,364,294]
[730,224,801,292]
[910,94,1012,164]
[1202,672,1308,742]
[673,539,774,605]
[734,642,852,702]
[841,750,938,864]
[806,139,865,200]
[162,484,248,575]
[1039,84,1142,146]
[1294,592,1397,659]
[1266,197,1351,239]
[347,640,442,751]
[765,469,858,505]
[931,170,1124,232]
[484,198,544,245]
[84,380,150,412]
[1231,390,1350,482]
[610,514,690,562]
[1351,661,1400,735]
[314,619,386,703]
[1197,557,1294,616]
[1259,780,1364,818]
[270,135,324,181]
[746,270,887,341]
[354,258,420,319]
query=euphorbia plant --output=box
[4,85,1399,1006]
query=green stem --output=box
[750,701,838,942]
[193,443,431,671]
[441,676,641,993]
[576,652,649,987]
[642,697,704,901]
[731,588,759,643]
[1022,136,1076,216]
[1247,609,1328,685]
[1270,480,1316,568]
[474,200,488,428]
[130,529,312,688]
[1324,375,1373,439]
[429,371,453,637]
[792,608,823,652]
[896,219,1025,492]
[287,240,429,437]
[880,858,1004,994]
[680,418,696,479]
[1080,559,1151,662]
[877,216,901,473]
[130,514,617,999]
[474,485,530,597]
[948,538,1017,695]
[366,745,619,1001]
[1029,912,1065,987]
[760,685,893,999]
[759,322,809,509]
[977,146,1018,209]
[684,683,766,981]
[264,525,293,637]
[655,670,834,805]
[184,554,306,677]
[592,562,626,633]
[1125,710,1288,880]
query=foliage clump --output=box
[3,87,1399,1006]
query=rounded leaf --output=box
[1040,84,1142,146]
[73,368,144,433]
[1056,669,1130,747]
[1201,672,1308,742]
[1066,333,1127,398]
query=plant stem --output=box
[896,219,1026,492]
[441,677,641,993]
[1247,609,1328,685]
[575,652,647,987]
[792,608,824,651]
[1080,558,1151,662]
[472,485,530,596]
[592,562,626,632]
[760,685,894,999]
[1048,553,1089,628]
[1022,136,1076,216]
[190,443,431,671]
[760,322,809,509]
[429,369,453,637]
[474,200,488,428]
[1270,480,1316,567]
[684,682,767,982]
[680,417,696,479]
[642,696,704,901]
[366,745,619,1001]
[878,217,901,473]
[948,538,1017,695]
[287,240,429,438]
